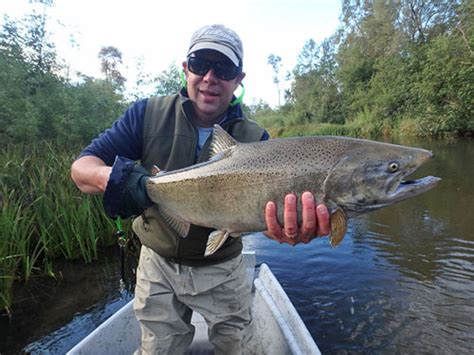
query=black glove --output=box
[103,156,153,219]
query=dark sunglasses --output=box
[187,55,241,81]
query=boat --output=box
[67,252,321,355]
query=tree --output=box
[0,3,126,144]
[64,77,126,142]
[334,0,471,136]
[0,2,64,142]
[98,46,126,89]
[290,36,343,125]
[128,56,154,100]
[0,1,59,76]
[153,63,182,96]
[294,39,319,76]
[336,0,406,123]
[243,99,272,117]
[267,54,282,106]
[398,0,460,44]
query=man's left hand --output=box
[263,191,330,245]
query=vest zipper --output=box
[175,121,199,261]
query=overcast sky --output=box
[1,0,342,107]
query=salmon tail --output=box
[205,230,230,256]
[329,208,347,247]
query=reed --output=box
[269,122,355,138]
[0,189,37,316]
[1,142,119,313]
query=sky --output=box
[0,0,342,107]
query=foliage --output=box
[258,0,473,138]
[153,62,182,96]
[291,36,343,125]
[267,54,283,106]
[98,46,127,89]
[0,12,127,145]
[409,5,474,135]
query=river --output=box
[3,137,474,354]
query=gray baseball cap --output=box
[187,24,243,67]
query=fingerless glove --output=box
[103,156,153,218]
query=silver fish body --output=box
[146,125,440,255]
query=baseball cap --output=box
[187,24,243,67]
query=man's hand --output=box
[264,191,330,245]
[102,156,154,219]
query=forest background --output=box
[1,0,473,312]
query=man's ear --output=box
[236,72,246,85]
[180,61,189,89]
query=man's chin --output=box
[194,103,226,124]
[200,94,219,105]
[197,101,220,113]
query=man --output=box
[71,24,330,354]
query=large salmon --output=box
[146,125,440,256]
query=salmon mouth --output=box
[347,162,441,215]
[385,150,440,203]
[391,175,441,201]
[381,160,441,208]
[345,175,441,216]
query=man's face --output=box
[183,49,245,127]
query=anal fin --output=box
[205,230,230,256]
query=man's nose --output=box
[202,68,218,82]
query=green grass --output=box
[0,142,123,314]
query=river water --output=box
[4,137,474,354]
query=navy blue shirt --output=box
[79,99,148,165]
[79,96,269,165]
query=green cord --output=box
[115,217,127,289]
[115,217,126,247]
[180,70,187,89]
[230,83,245,107]
[115,217,123,233]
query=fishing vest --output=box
[132,94,266,266]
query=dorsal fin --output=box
[210,124,237,158]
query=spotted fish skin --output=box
[146,125,440,256]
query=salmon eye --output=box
[388,162,399,173]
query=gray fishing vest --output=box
[132,94,265,266]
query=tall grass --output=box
[266,122,357,138]
[1,143,121,313]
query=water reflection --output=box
[245,138,474,353]
[24,292,133,354]
[1,247,137,354]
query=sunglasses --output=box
[187,55,241,81]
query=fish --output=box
[145,125,441,256]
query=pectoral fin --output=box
[205,230,230,256]
[329,208,347,247]
[158,207,190,238]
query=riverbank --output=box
[0,143,133,314]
